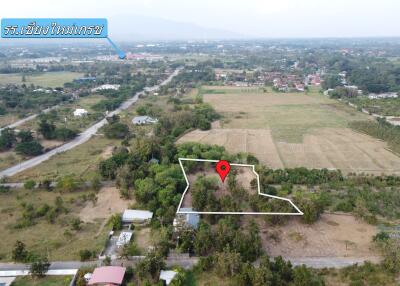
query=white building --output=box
[132,116,158,125]
[73,108,88,117]
[159,270,178,285]
[116,231,133,248]
[122,209,153,224]
[91,84,120,92]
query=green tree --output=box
[38,119,56,140]
[24,180,36,190]
[17,130,34,142]
[0,128,16,151]
[15,141,43,156]
[293,265,325,286]
[214,247,242,278]
[54,127,77,141]
[108,213,122,231]
[56,175,78,192]
[136,252,165,282]
[30,256,50,277]
[104,122,129,139]
[12,240,28,262]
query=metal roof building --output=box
[122,209,153,223]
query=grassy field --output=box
[179,86,400,174]
[0,188,108,261]
[201,86,368,142]
[11,136,118,182]
[0,72,84,88]
[11,276,72,286]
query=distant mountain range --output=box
[108,14,246,41]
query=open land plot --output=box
[180,161,297,213]
[0,189,109,261]
[252,213,379,260]
[10,136,118,182]
[79,186,132,223]
[0,72,84,88]
[178,87,400,175]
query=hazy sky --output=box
[2,0,400,38]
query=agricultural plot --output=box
[179,87,400,175]
[0,71,84,88]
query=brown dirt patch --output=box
[79,186,133,223]
[259,213,378,258]
[101,145,114,159]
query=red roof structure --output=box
[88,266,126,285]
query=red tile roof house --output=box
[88,266,126,286]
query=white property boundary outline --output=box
[177,158,303,215]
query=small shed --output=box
[73,108,88,117]
[122,209,153,224]
[159,270,178,285]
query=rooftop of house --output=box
[88,266,126,285]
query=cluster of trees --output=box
[0,128,43,156]
[155,102,219,138]
[328,86,360,99]
[195,252,324,286]
[11,241,50,277]
[37,118,77,141]
[103,115,130,139]
[349,97,400,117]
[0,85,69,115]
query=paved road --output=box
[0,68,181,178]
[0,105,57,132]
[280,256,381,269]
[0,255,379,277]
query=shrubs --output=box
[108,213,122,231]
[24,180,36,190]
[15,141,43,156]
[104,122,130,139]
[79,249,96,261]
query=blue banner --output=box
[1,18,108,38]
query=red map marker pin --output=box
[216,160,231,182]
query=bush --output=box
[15,141,43,156]
[54,127,77,141]
[24,180,36,190]
[79,249,93,261]
[104,122,130,139]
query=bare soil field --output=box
[178,87,400,175]
[79,186,132,223]
[257,213,379,258]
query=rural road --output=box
[0,68,181,178]
[0,105,56,131]
[282,256,381,269]
[0,256,379,277]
